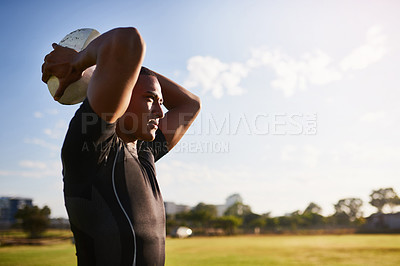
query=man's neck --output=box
[116,124,138,145]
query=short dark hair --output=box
[140,66,156,77]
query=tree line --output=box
[166,187,400,235]
[12,187,400,238]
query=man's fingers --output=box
[41,62,54,83]
[42,73,51,83]
[41,61,47,74]
[54,84,64,101]
[54,80,69,101]
[41,62,49,82]
[52,43,58,49]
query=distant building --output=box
[164,202,191,216]
[364,212,400,230]
[216,194,243,216]
[0,197,33,228]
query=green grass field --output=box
[1,234,400,265]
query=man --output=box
[41,27,201,265]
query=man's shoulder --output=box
[62,99,117,160]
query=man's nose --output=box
[153,102,164,119]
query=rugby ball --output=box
[47,28,100,105]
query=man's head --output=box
[117,67,164,142]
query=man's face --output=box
[118,74,164,141]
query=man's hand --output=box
[42,27,145,123]
[41,43,83,100]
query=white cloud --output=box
[19,160,47,169]
[359,111,386,123]
[173,70,181,78]
[34,109,60,118]
[302,145,320,168]
[340,26,387,71]
[0,160,61,179]
[280,145,297,161]
[24,138,60,151]
[328,141,400,166]
[34,112,43,118]
[184,48,342,98]
[249,48,341,97]
[43,119,68,140]
[280,145,320,168]
[184,56,249,98]
[184,25,386,98]
[46,109,59,115]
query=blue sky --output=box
[1,0,400,218]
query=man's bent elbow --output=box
[191,94,202,114]
[119,27,144,47]
[109,27,145,58]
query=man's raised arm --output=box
[156,72,201,150]
[42,27,145,123]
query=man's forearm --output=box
[155,71,201,150]
[154,72,200,111]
